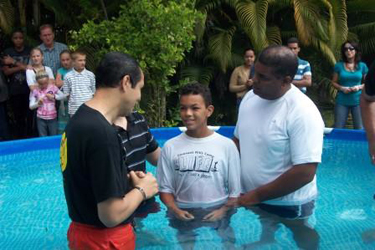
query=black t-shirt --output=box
[3,46,31,96]
[117,111,159,172]
[365,62,375,97]
[61,104,132,227]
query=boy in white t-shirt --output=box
[157,83,241,249]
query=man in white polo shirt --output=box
[233,45,324,249]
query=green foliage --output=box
[70,0,200,127]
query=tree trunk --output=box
[99,0,108,20]
[32,0,40,28]
[146,84,166,128]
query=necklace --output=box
[345,62,355,72]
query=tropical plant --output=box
[70,0,200,127]
[0,0,14,34]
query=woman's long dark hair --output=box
[340,41,361,67]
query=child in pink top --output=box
[29,70,66,136]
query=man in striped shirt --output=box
[39,24,68,76]
[63,51,96,116]
[287,37,312,93]
[114,112,161,224]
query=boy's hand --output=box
[2,56,15,65]
[173,208,195,221]
[202,208,226,222]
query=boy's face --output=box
[180,94,213,133]
[12,32,24,48]
[73,55,86,71]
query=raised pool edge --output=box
[0,126,367,156]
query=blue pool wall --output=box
[0,126,367,156]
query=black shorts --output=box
[256,200,315,220]
[134,197,161,219]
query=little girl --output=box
[29,70,66,137]
[56,50,72,133]
[26,48,54,91]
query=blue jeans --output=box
[334,104,363,129]
[37,118,58,136]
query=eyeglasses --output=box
[344,47,355,52]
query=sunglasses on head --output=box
[344,47,355,51]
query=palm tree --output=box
[0,0,14,34]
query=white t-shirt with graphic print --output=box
[157,132,241,209]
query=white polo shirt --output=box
[234,85,324,205]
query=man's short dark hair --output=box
[95,52,142,89]
[287,37,299,45]
[179,82,212,107]
[258,45,298,79]
[11,28,24,37]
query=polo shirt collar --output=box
[40,42,56,51]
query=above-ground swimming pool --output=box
[0,127,374,250]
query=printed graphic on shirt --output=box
[174,151,219,176]
[60,133,67,172]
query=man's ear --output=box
[120,75,132,92]
[207,105,214,117]
[283,76,292,86]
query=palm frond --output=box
[350,22,375,37]
[358,37,375,57]
[310,38,336,66]
[0,0,14,34]
[235,0,268,52]
[181,65,215,85]
[322,0,347,52]
[293,0,326,46]
[207,26,236,72]
[194,10,207,45]
[346,0,375,13]
[266,25,282,45]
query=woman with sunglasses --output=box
[331,41,368,129]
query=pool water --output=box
[1,136,375,249]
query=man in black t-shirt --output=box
[60,52,158,250]
[361,62,375,164]
[2,30,32,139]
